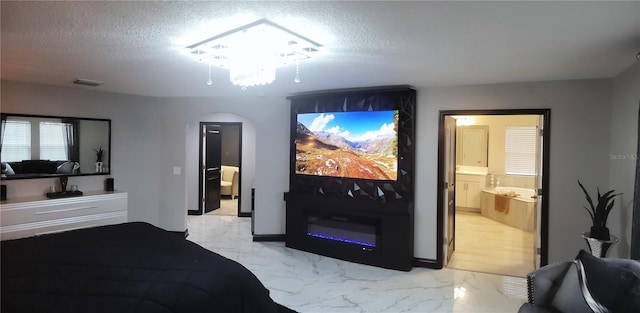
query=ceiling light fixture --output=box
[188,19,321,89]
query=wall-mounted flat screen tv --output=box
[295,110,398,180]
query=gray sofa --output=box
[519,250,640,313]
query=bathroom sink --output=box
[456,171,487,176]
[455,166,488,176]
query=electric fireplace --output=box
[307,215,379,250]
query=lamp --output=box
[188,19,321,88]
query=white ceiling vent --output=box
[73,79,103,87]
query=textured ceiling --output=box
[1,1,639,98]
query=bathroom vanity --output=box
[455,168,487,211]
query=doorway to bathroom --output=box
[197,122,242,217]
[438,109,550,277]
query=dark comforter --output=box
[1,222,291,313]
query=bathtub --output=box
[480,187,536,232]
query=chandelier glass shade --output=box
[188,19,321,88]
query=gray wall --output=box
[2,67,638,264]
[417,79,614,263]
[182,111,257,218]
[1,81,162,225]
[609,61,640,257]
[160,98,264,228]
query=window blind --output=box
[505,126,537,176]
[1,120,31,162]
[40,122,68,160]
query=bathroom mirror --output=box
[1,113,111,180]
[456,125,489,167]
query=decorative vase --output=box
[589,226,610,241]
[95,162,103,173]
[581,232,618,258]
[59,176,68,192]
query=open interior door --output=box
[534,116,544,269]
[201,124,222,214]
[445,116,457,264]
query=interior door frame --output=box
[191,121,243,216]
[633,100,640,260]
[436,109,551,268]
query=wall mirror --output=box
[1,113,111,180]
[456,125,489,167]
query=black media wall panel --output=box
[286,86,416,271]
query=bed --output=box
[1,222,295,313]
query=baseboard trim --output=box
[238,212,251,218]
[253,234,286,242]
[413,258,442,269]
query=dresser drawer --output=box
[1,193,126,227]
[0,212,127,240]
[1,191,128,240]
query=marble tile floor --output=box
[205,197,238,216]
[447,211,535,278]
[187,215,527,313]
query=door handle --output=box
[206,167,220,171]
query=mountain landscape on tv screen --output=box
[295,121,398,180]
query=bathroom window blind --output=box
[505,126,537,176]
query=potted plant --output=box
[94,147,105,172]
[94,147,105,163]
[578,180,621,241]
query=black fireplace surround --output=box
[285,86,416,271]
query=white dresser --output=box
[0,190,128,240]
